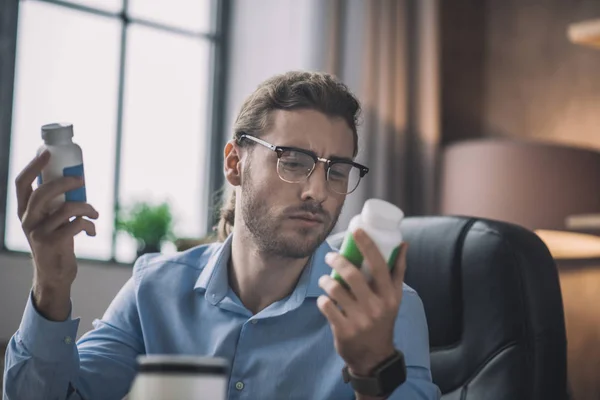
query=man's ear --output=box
[224,140,242,186]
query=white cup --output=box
[127,355,229,400]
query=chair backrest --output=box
[328,216,568,400]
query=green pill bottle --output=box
[331,199,404,284]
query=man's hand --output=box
[317,229,408,378]
[16,150,99,321]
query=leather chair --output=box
[328,216,568,400]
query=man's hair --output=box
[217,71,361,241]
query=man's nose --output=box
[300,162,328,202]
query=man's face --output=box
[239,109,355,259]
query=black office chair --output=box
[328,216,568,400]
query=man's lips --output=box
[288,213,325,224]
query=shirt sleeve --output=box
[3,272,145,400]
[387,289,442,400]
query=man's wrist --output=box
[347,348,397,377]
[343,350,406,398]
[32,282,72,322]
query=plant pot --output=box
[174,236,218,252]
[137,243,161,258]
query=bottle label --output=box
[63,164,87,202]
[339,234,364,268]
[388,245,400,268]
[331,233,401,286]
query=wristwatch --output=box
[341,350,407,397]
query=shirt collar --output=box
[193,234,232,304]
[305,240,334,297]
[193,234,334,304]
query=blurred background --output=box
[0,0,599,398]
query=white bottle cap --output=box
[361,198,404,231]
[41,123,74,143]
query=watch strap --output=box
[341,351,407,397]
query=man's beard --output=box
[240,167,341,259]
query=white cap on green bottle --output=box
[361,198,404,231]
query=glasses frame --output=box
[238,133,369,194]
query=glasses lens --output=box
[327,162,361,194]
[277,150,315,182]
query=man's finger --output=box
[27,176,84,217]
[317,295,347,330]
[56,217,96,238]
[40,202,99,234]
[326,252,373,302]
[392,242,409,296]
[15,151,50,219]
[353,229,395,296]
[318,275,358,315]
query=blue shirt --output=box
[3,236,440,400]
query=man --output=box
[4,71,440,399]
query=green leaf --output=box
[115,200,175,247]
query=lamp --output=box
[439,139,600,260]
[567,18,600,49]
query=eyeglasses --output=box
[239,134,369,195]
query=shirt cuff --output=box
[17,291,81,362]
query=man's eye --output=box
[329,170,347,180]
[280,160,307,169]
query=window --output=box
[1,0,228,263]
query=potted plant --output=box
[116,201,175,258]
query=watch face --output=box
[378,352,407,394]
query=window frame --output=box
[0,0,230,263]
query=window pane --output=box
[5,1,120,260]
[116,24,210,263]
[69,0,123,13]
[128,0,212,33]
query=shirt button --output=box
[235,381,244,391]
[64,336,73,345]
[251,320,258,325]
